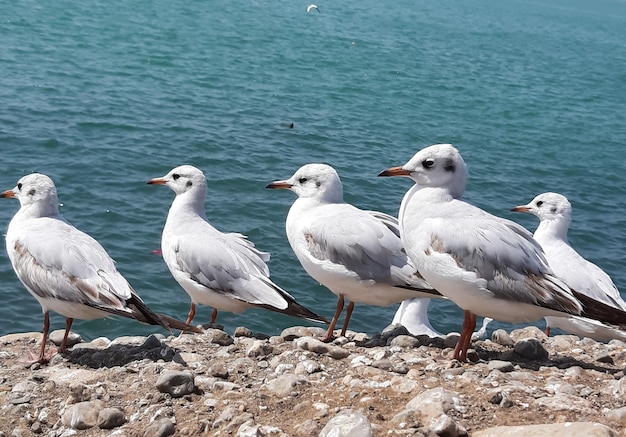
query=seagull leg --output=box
[178,303,197,337]
[210,308,218,324]
[453,310,476,362]
[34,311,55,364]
[545,326,551,336]
[340,301,355,337]
[321,296,345,343]
[60,318,74,353]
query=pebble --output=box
[155,371,195,398]
[143,418,176,437]
[49,330,83,348]
[319,409,374,437]
[294,336,350,359]
[97,407,126,429]
[514,338,549,360]
[62,400,104,430]
[491,329,515,346]
[487,360,514,373]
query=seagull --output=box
[512,192,626,341]
[147,165,328,327]
[306,4,320,13]
[391,298,442,338]
[266,163,443,342]
[0,173,198,364]
[379,144,626,361]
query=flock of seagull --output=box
[3,143,626,364]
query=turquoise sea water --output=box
[1,0,625,341]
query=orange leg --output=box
[545,326,551,336]
[178,303,197,336]
[37,311,51,364]
[210,308,218,324]
[453,310,476,362]
[321,296,345,343]
[60,318,74,353]
[340,301,355,337]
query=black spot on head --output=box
[551,207,557,213]
[443,158,455,172]
[186,181,193,187]
[28,189,35,196]
[316,181,321,187]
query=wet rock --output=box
[155,370,195,398]
[97,407,126,429]
[319,409,374,437]
[62,400,104,429]
[473,422,618,437]
[144,418,175,437]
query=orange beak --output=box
[377,166,411,177]
[0,189,15,198]
[147,178,166,185]
[511,206,531,213]
[266,181,292,190]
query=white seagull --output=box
[147,165,328,327]
[306,4,320,13]
[513,192,626,341]
[379,144,626,361]
[1,173,196,364]
[266,163,443,342]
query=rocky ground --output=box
[1,323,626,437]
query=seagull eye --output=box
[298,177,308,184]
[536,201,544,207]
[422,159,435,169]
[172,174,180,181]
[17,183,22,190]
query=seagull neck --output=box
[17,201,60,220]
[534,219,570,244]
[171,194,207,219]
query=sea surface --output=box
[1,0,626,342]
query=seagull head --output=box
[147,165,208,199]
[378,144,467,198]
[512,192,572,225]
[266,163,344,203]
[1,173,60,217]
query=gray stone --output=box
[605,407,626,425]
[234,326,254,337]
[9,380,37,404]
[443,333,460,349]
[294,336,349,359]
[509,326,548,342]
[62,400,104,430]
[281,326,327,341]
[205,328,234,346]
[143,418,175,437]
[295,359,321,375]
[390,335,420,348]
[267,374,303,397]
[534,393,592,411]
[237,420,288,436]
[246,340,274,357]
[97,407,126,429]
[406,387,465,436]
[491,329,514,346]
[155,370,195,398]
[487,360,514,373]
[319,409,374,437]
[514,338,548,360]
[49,330,82,348]
[595,351,614,364]
[472,422,618,437]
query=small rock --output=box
[472,422,618,437]
[294,336,349,359]
[205,329,234,346]
[595,352,614,364]
[389,335,420,348]
[509,326,548,342]
[238,420,288,436]
[246,340,274,358]
[144,418,175,437]
[209,363,229,379]
[491,329,514,346]
[443,333,460,349]
[319,409,374,437]
[281,326,327,341]
[514,338,548,360]
[267,374,303,397]
[605,406,626,425]
[487,360,514,373]
[234,326,253,337]
[155,370,195,398]
[97,407,126,429]
[49,330,82,348]
[62,400,104,430]
[296,359,321,375]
